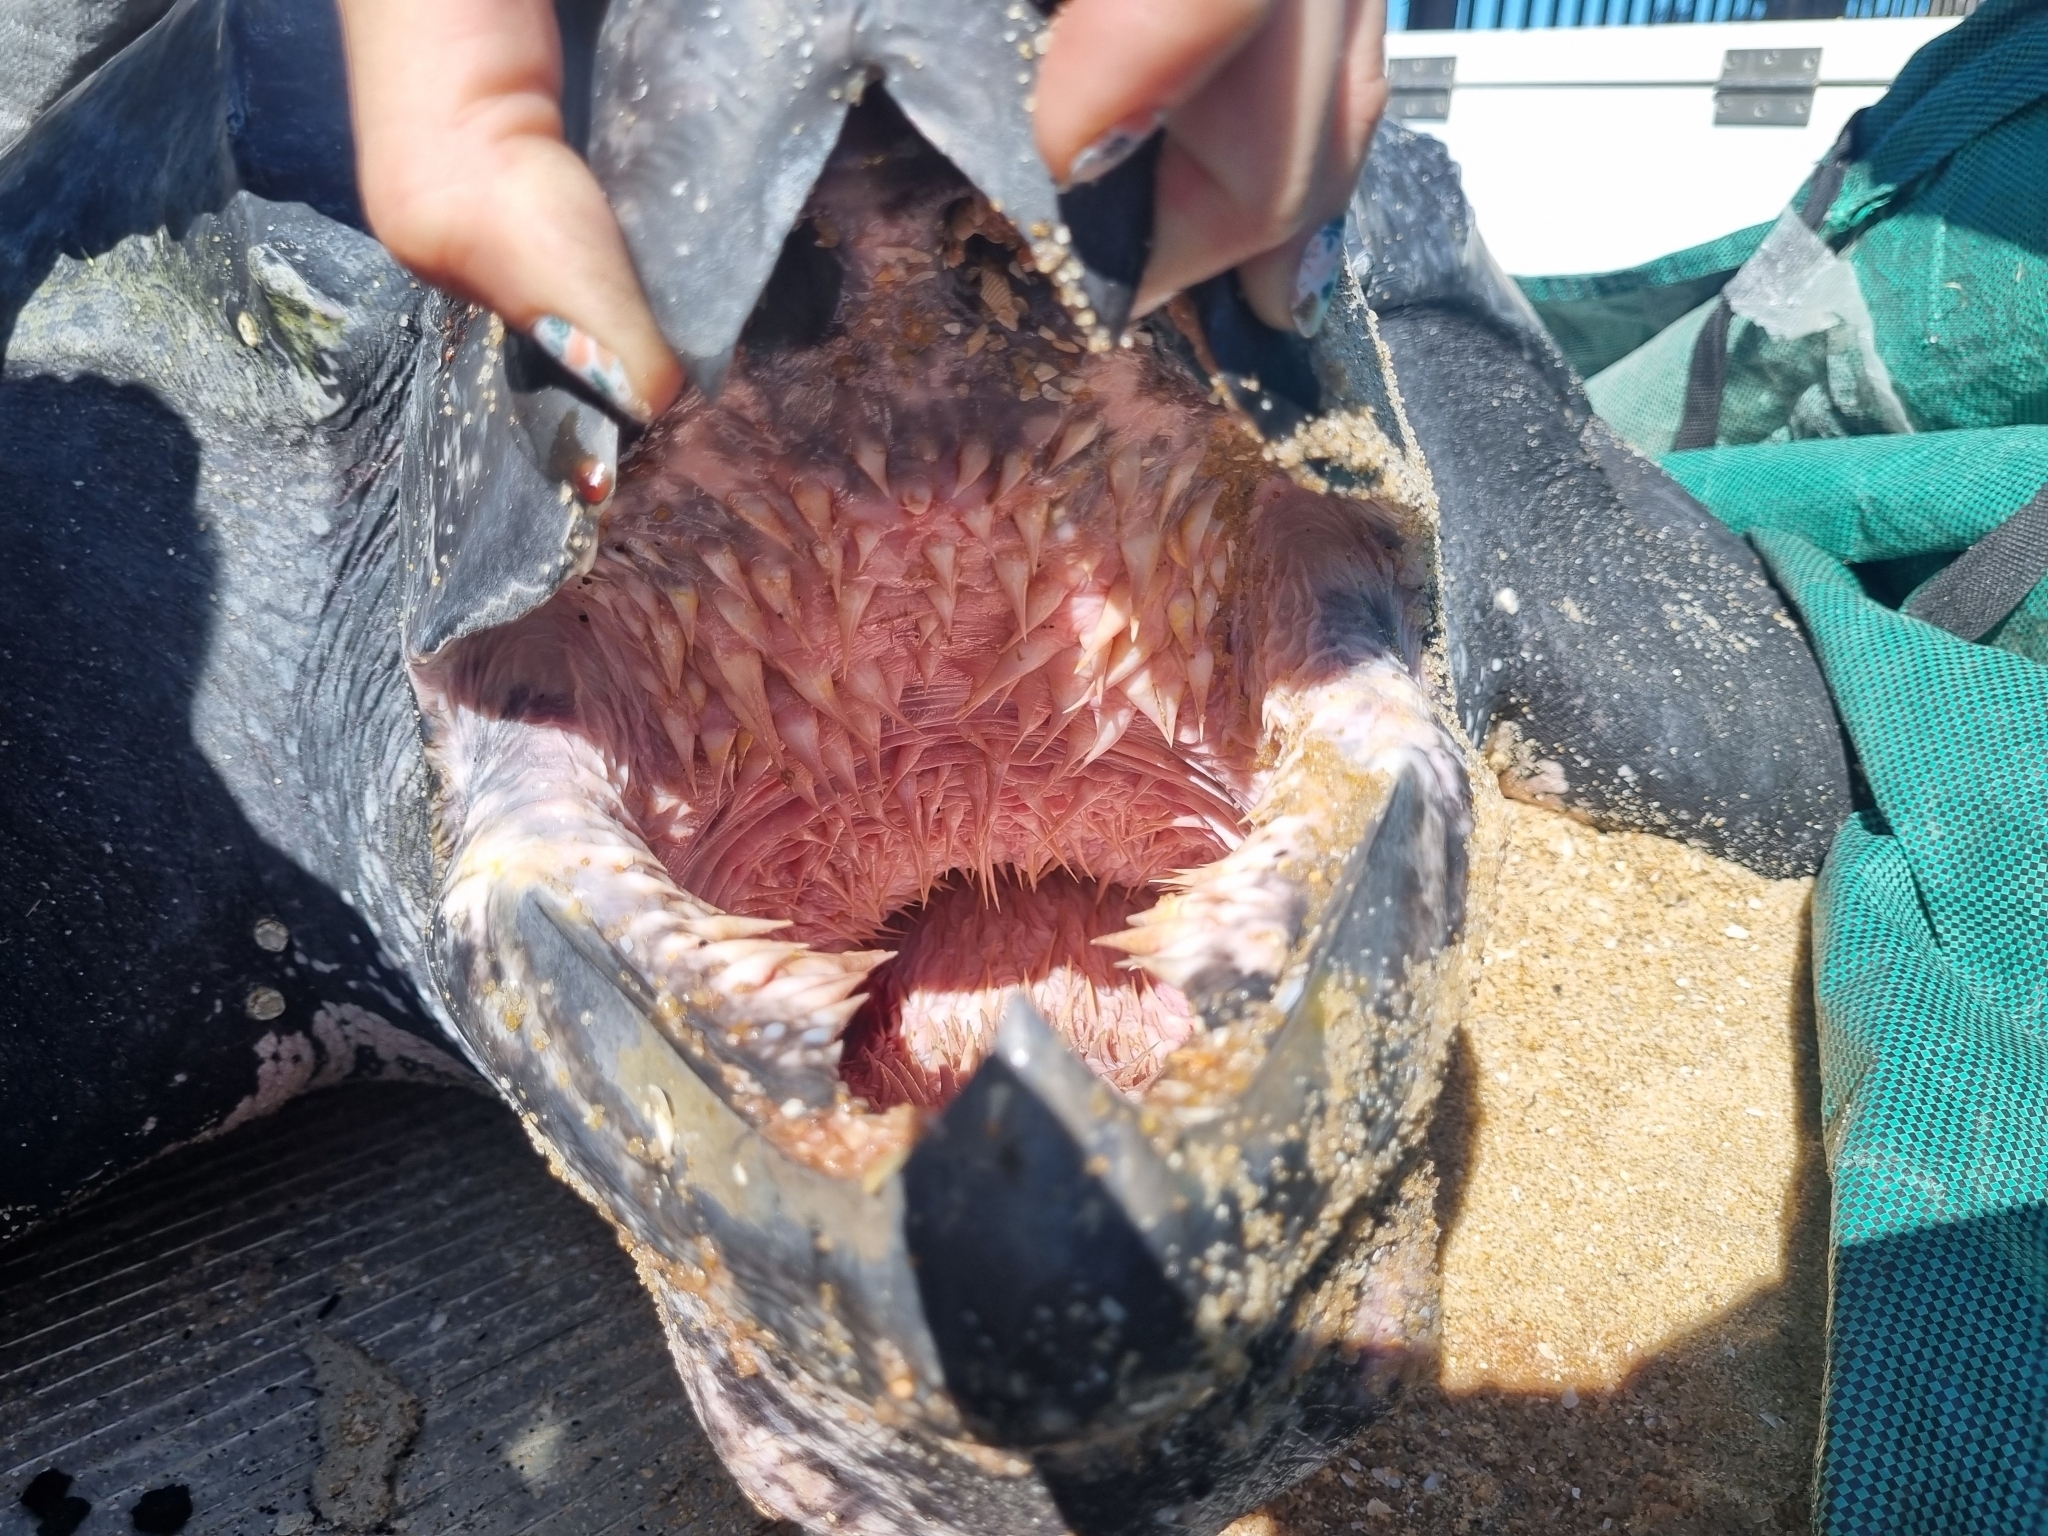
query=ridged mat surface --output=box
[0,1082,779,1536]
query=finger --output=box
[1131,0,1347,317]
[1035,0,1269,188]
[337,0,681,420]
[1235,0,1389,333]
[1336,0,1394,179]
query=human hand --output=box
[1036,0,1390,337]
[336,0,684,422]
[338,0,1385,425]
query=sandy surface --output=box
[1253,798,1829,1536]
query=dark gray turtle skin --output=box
[1346,124,1853,879]
[0,0,460,1229]
[0,3,1848,1533]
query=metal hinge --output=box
[1714,47,1821,127]
[1387,56,1454,124]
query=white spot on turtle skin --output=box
[140,1116,157,1136]
[215,1004,470,1136]
[642,1086,676,1161]
[253,917,290,951]
[1493,586,1520,615]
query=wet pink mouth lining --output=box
[837,872,1198,1107]
[427,371,1452,1141]
[550,394,1267,1107]
[426,174,1447,1138]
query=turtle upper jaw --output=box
[589,0,1154,397]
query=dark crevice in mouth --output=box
[741,218,847,355]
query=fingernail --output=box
[530,314,654,423]
[1061,111,1165,189]
[1290,217,1348,339]
[572,454,615,505]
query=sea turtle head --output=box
[399,5,1474,1532]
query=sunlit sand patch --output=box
[1263,798,1827,1534]
[1441,799,1816,1393]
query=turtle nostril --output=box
[739,219,846,354]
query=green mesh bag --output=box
[1532,5,2048,1529]
[1661,432,2048,1534]
[1583,0,2048,457]
[1519,219,1774,379]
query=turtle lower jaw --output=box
[417,701,1224,1181]
[643,1126,1450,1536]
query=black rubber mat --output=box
[1,1083,780,1536]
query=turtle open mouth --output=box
[568,294,1268,1116]
[427,114,1452,1135]
[412,98,1471,1536]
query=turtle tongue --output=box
[589,0,1155,399]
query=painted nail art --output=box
[1290,217,1348,339]
[530,314,654,423]
[1061,111,1165,189]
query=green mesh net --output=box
[1743,523,2048,1536]
[1518,2,2048,1528]
[1518,220,1774,379]
[1581,0,2048,457]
